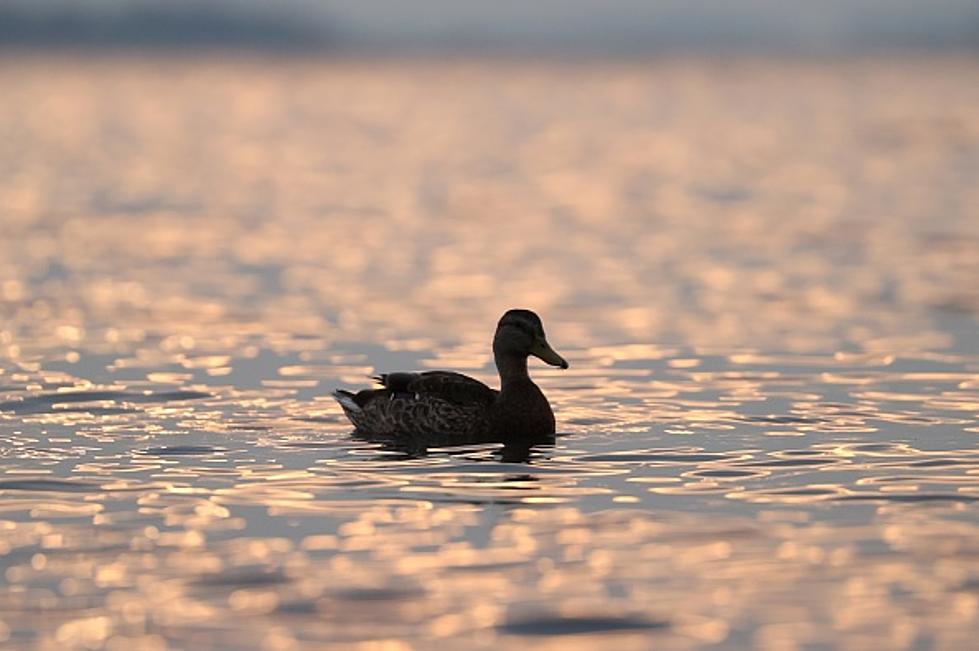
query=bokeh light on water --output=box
[1,54,978,649]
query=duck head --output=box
[493,309,569,369]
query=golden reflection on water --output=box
[0,54,978,649]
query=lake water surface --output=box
[1,54,978,650]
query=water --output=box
[1,54,978,650]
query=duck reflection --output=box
[352,429,555,464]
[499,437,555,463]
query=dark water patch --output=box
[858,475,923,484]
[0,390,210,415]
[743,415,827,424]
[0,479,101,492]
[296,416,344,423]
[696,185,753,204]
[896,458,979,468]
[837,493,979,503]
[734,486,847,503]
[659,526,762,543]
[444,560,530,573]
[330,586,426,601]
[274,600,321,615]
[141,445,226,456]
[48,406,138,415]
[0,594,108,613]
[193,567,290,588]
[739,458,844,468]
[37,382,77,390]
[687,469,767,479]
[500,614,669,636]
[567,417,615,425]
[759,487,842,496]
[849,443,913,454]
[578,451,743,464]
[2,542,135,566]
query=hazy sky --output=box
[315,0,979,49]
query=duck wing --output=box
[374,371,498,406]
[333,371,497,442]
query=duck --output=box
[332,309,568,445]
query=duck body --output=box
[333,371,498,444]
[332,309,567,445]
[489,376,556,441]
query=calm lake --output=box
[1,54,978,650]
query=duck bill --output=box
[530,339,569,369]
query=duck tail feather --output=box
[332,389,362,413]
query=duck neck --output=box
[495,352,530,390]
